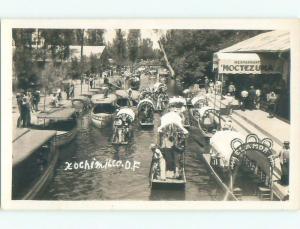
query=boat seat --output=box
[257,186,271,200]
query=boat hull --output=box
[91,113,113,128]
[55,127,77,147]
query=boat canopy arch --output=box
[116,108,135,122]
[158,112,188,134]
[169,97,187,106]
[191,95,207,106]
[137,99,155,110]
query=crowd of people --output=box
[16,90,40,128]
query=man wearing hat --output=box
[277,141,290,185]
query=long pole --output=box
[80,29,84,95]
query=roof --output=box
[158,112,188,134]
[137,98,155,109]
[69,46,106,59]
[210,130,245,165]
[219,30,290,53]
[116,108,135,121]
[91,94,117,104]
[13,129,56,166]
[37,107,76,120]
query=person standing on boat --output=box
[150,144,166,180]
[276,141,290,185]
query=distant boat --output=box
[71,95,91,115]
[91,93,117,128]
[12,128,57,200]
[35,107,78,147]
[115,89,139,108]
[137,99,155,127]
[112,108,135,145]
[167,96,190,128]
[189,106,221,138]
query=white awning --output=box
[116,108,135,121]
[169,97,186,105]
[137,98,154,109]
[191,95,207,106]
[210,130,245,165]
[213,52,282,75]
[158,112,188,134]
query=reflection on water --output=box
[38,75,223,201]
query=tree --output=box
[12,28,38,90]
[139,38,158,60]
[127,29,141,66]
[112,29,127,72]
[160,30,266,87]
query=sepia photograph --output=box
[1,19,300,210]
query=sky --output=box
[103,29,165,49]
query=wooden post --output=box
[80,29,84,95]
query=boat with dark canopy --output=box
[137,98,155,127]
[112,108,135,145]
[12,128,57,199]
[35,107,77,147]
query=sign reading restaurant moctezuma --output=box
[219,60,281,74]
[214,53,283,74]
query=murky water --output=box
[39,75,223,200]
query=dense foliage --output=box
[160,30,266,87]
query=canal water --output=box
[39,75,223,200]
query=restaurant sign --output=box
[213,52,282,74]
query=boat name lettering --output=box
[64,158,141,171]
[233,142,270,157]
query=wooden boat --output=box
[115,89,140,108]
[137,98,155,126]
[112,108,135,145]
[91,93,117,128]
[72,95,91,115]
[35,107,77,147]
[189,106,220,138]
[12,128,57,199]
[149,112,188,189]
[167,96,190,128]
[203,131,278,201]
